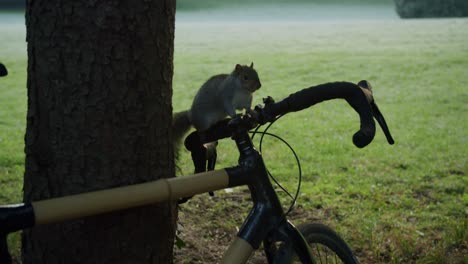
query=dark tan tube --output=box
[221,237,254,264]
[32,170,229,225]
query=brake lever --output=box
[357,80,395,145]
[253,96,277,125]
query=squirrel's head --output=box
[234,62,261,92]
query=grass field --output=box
[1,4,467,263]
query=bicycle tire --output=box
[290,223,359,264]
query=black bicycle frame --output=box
[185,123,314,263]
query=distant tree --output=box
[0,0,24,9]
[394,0,468,18]
[22,1,177,263]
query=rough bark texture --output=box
[394,0,468,18]
[22,1,176,263]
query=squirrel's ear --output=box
[235,64,242,72]
[250,62,254,68]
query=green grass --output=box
[0,20,26,204]
[1,8,467,263]
[173,17,467,263]
[176,0,393,11]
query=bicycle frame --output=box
[1,127,313,263]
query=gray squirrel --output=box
[173,63,262,146]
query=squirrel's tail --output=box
[173,111,192,162]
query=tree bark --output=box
[22,1,176,263]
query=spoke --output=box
[325,247,329,264]
[291,224,356,264]
[315,244,323,264]
[312,243,345,264]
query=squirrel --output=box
[172,63,262,148]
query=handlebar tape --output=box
[264,82,376,148]
[0,203,35,234]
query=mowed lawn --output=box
[1,9,467,263]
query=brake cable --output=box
[250,115,303,216]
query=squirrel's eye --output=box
[243,75,249,81]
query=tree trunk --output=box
[22,1,176,263]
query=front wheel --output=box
[292,223,359,264]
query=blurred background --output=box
[1,0,468,20]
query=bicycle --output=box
[0,77,394,263]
